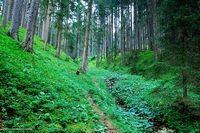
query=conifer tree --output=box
[7,0,23,41]
[22,0,40,52]
[81,0,93,73]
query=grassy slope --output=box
[0,19,143,133]
[93,50,200,132]
[0,23,104,132]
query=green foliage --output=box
[0,22,102,132]
[90,49,200,132]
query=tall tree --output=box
[120,2,125,59]
[55,0,65,58]
[20,0,29,28]
[72,11,81,60]
[159,0,200,112]
[21,0,40,52]
[1,0,11,28]
[72,0,83,60]
[44,0,53,50]
[81,0,93,73]
[7,0,23,41]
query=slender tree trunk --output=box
[8,1,14,21]
[81,0,93,73]
[72,11,81,59]
[44,0,53,50]
[55,19,62,57]
[96,27,101,68]
[114,9,118,68]
[121,4,125,59]
[1,0,11,28]
[134,1,138,50]
[42,20,45,40]
[182,30,187,113]
[55,0,64,58]
[130,2,133,51]
[21,0,40,52]
[126,5,130,53]
[50,25,53,45]
[153,0,158,61]
[20,0,28,28]
[7,0,23,41]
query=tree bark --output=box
[44,0,53,51]
[72,11,81,60]
[21,0,40,52]
[55,20,62,58]
[1,0,11,28]
[20,0,28,28]
[96,27,101,68]
[7,0,23,41]
[182,30,187,98]
[134,1,138,50]
[81,0,93,73]
[8,1,14,21]
[121,3,125,59]
[181,30,188,114]
[55,0,64,58]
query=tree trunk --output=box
[44,0,53,51]
[8,1,14,21]
[21,0,40,52]
[81,0,93,73]
[20,0,28,28]
[114,9,118,68]
[96,27,101,68]
[7,0,23,41]
[121,4,125,59]
[1,0,11,28]
[50,25,53,45]
[72,11,81,60]
[134,1,138,50]
[55,0,64,58]
[182,30,187,113]
[41,20,46,40]
[153,0,158,61]
[55,20,62,58]
[130,2,133,52]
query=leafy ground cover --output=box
[92,50,200,132]
[0,19,150,133]
[0,23,105,132]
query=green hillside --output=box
[0,19,200,132]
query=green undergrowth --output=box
[89,50,200,132]
[0,24,104,132]
[88,66,200,132]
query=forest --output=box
[0,0,200,132]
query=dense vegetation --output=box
[1,16,200,133]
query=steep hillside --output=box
[0,20,144,133]
[89,49,200,132]
[0,24,104,132]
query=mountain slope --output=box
[0,21,141,133]
[0,24,105,132]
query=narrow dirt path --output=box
[87,96,120,133]
[86,77,120,133]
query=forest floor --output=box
[89,77,121,133]
[90,72,175,133]
[87,95,120,133]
